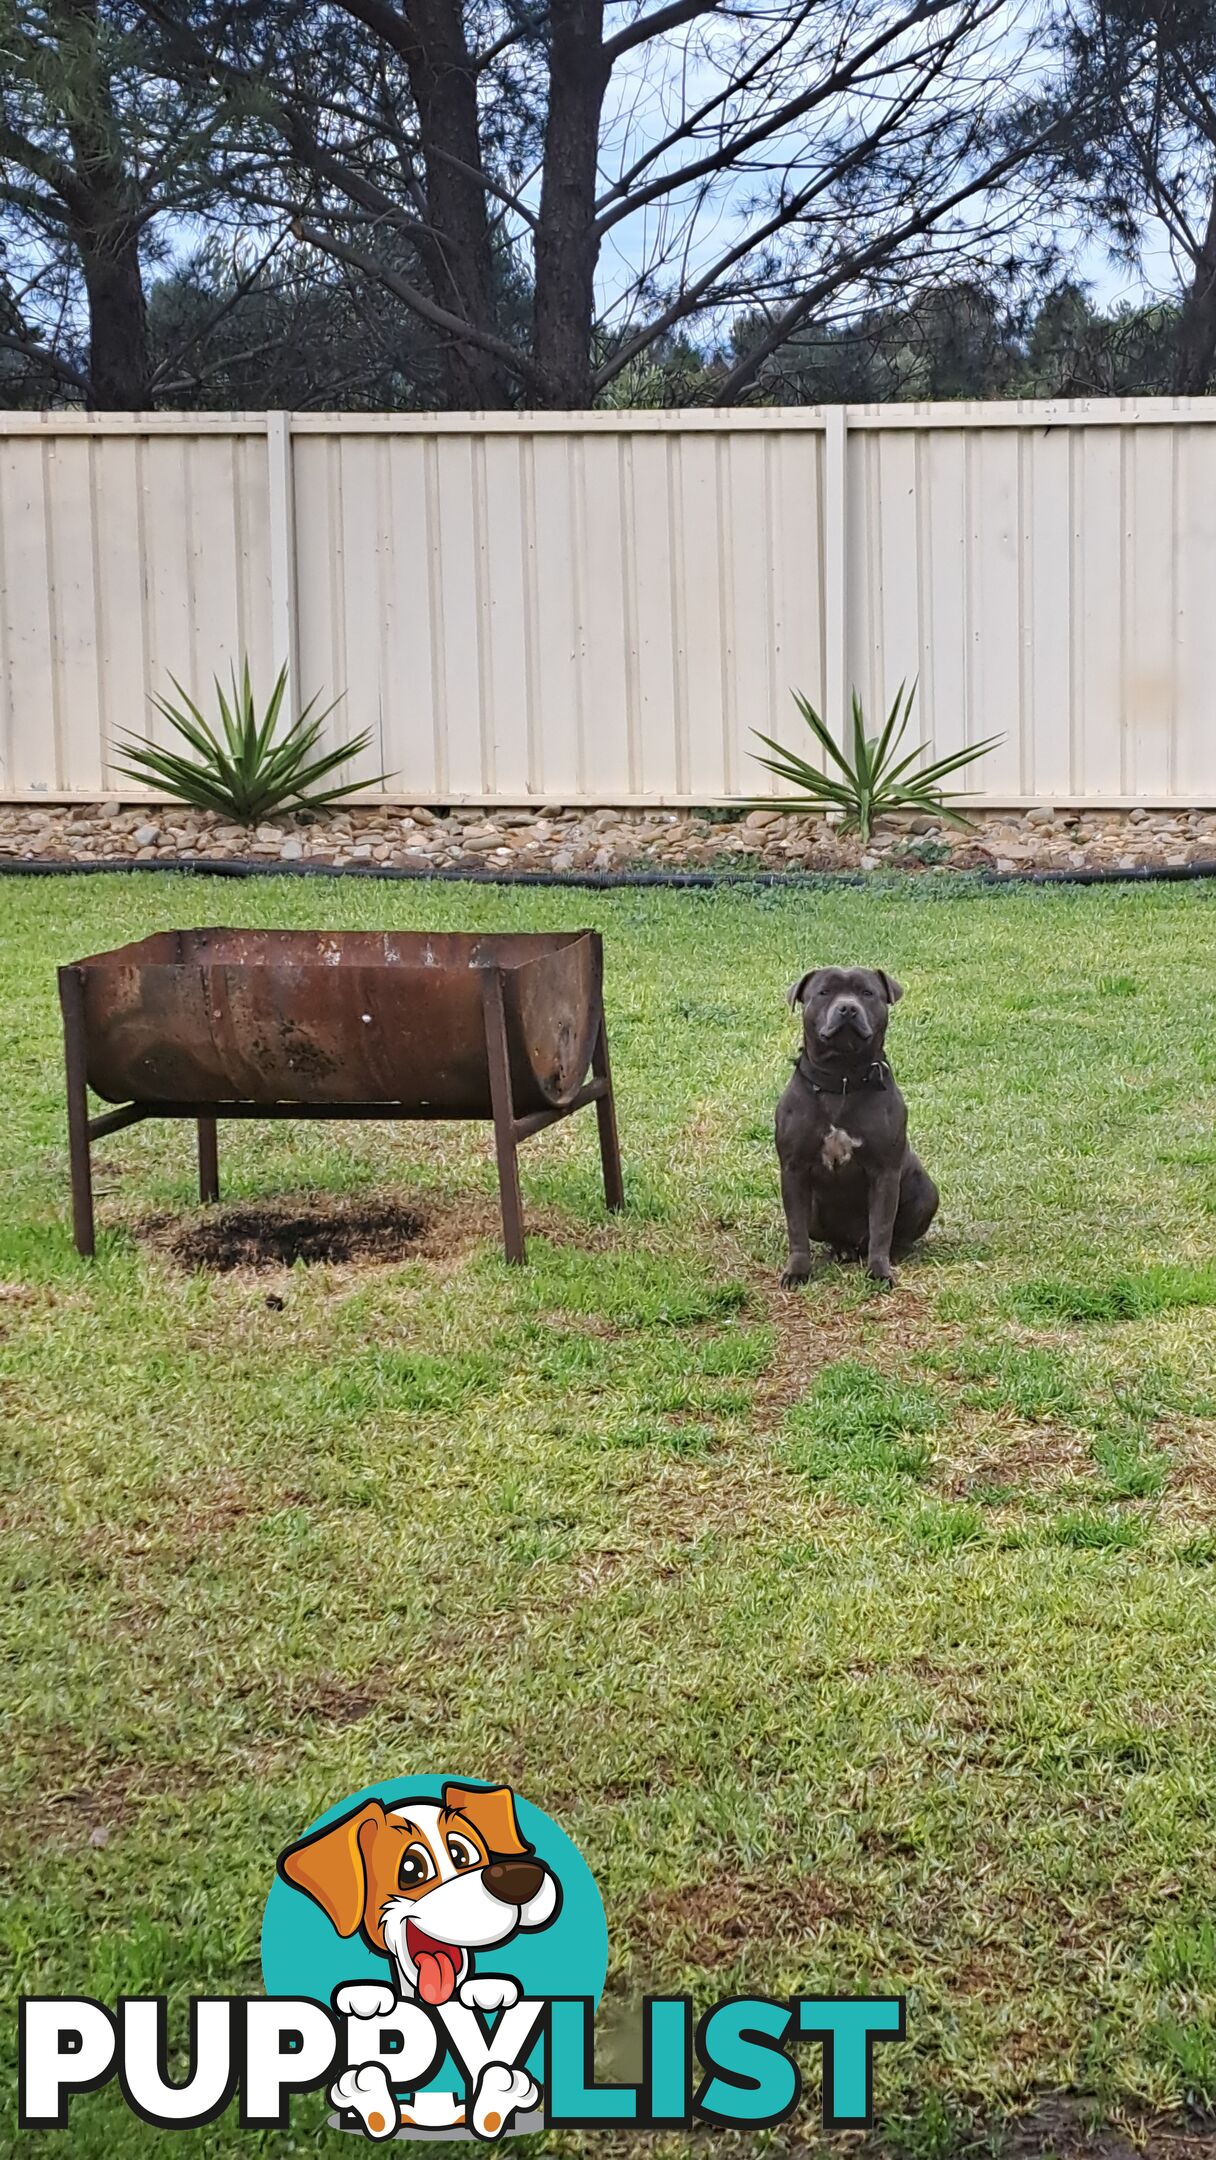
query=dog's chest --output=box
[797,1090,885,1178]
[819,1121,863,1173]
[779,1065,902,1179]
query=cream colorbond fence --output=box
[1,401,1214,807]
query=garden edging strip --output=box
[4,855,1216,888]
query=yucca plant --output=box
[114,659,390,824]
[751,681,1001,844]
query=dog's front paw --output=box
[867,1259,897,1290]
[459,1973,520,2012]
[472,2062,539,2141]
[780,1256,812,1289]
[330,2063,399,2140]
[334,1981,398,2022]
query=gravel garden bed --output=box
[3,799,1216,875]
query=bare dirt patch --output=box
[141,1187,625,1280]
[750,1263,951,1420]
[628,1452,814,1548]
[578,2100,1216,2157]
[295,1678,384,1724]
[567,1449,825,1600]
[1156,1418,1216,1512]
[230,1670,389,1725]
[20,1747,224,1851]
[145,1196,427,1271]
[98,1478,277,1559]
[997,2098,1216,2158]
[941,1417,1094,1499]
[631,1867,840,1973]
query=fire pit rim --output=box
[68,925,595,974]
[58,923,624,1264]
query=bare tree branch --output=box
[292,214,548,389]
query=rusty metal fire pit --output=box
[58,928,623,1264]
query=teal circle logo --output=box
[262,1775,607,2014]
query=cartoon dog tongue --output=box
[409,1926,462,2005]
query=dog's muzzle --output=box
[822,999,873,1042]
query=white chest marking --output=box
[821,1126,861,1172]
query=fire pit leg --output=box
[592,1011,624,1213]
[197,1117,219,1204]
[58,965,96,1258]
[481,967,526,1264]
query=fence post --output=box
[824,405,849,747]
[267,411,299,703]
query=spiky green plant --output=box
[751,681,1001,844]
[114,660,390,824]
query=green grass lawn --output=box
[4,870,1216,2158]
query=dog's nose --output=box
[482,1860,546,1906]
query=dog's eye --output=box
[446,1835,478,1870]
[397,1843,434,1890]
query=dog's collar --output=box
[793,1049,891,1096]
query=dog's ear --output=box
[787,970,819,1010]
[443,1782,530,1859]
[278,1799,386,1936]
[873,970,903,1005]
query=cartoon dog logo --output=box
[278,1782,561,2139]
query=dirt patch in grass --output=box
[141,1188,622,1278]
[145,1195,428,1271]
[753,1278,915,1412]
[581,2099,1216,2157]
[27,1775,144,1850]
[19,1745,225,1850]
[1157,1419,1216,1507]
[570,1451,821,1597]
[941,1412,1216,1519]
[630,1453,814,1544]
[230,1670,390,1725]
[749,1262,962,1428]
[0,1279,40,1343]
[630,1867,840,1972]
[62,1472,312,1566]
[997,2098,1216,2158]
[294,1677,384,1724]
[941,1417,1094,1498]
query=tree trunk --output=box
[53,0,151,408]
[401,0,512,408]
[77,221,150,409]
[1174,183,1216,395]
[532,0,607,408]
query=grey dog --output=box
[775,967,938,1288]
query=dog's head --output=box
[788,967,902,1058]
[278,1783,561,2005]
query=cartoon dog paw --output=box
[472,2062,538,2140]
[330,2062,399,2140]
[334,1981,399,2022]
[458,1973,520,2013]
